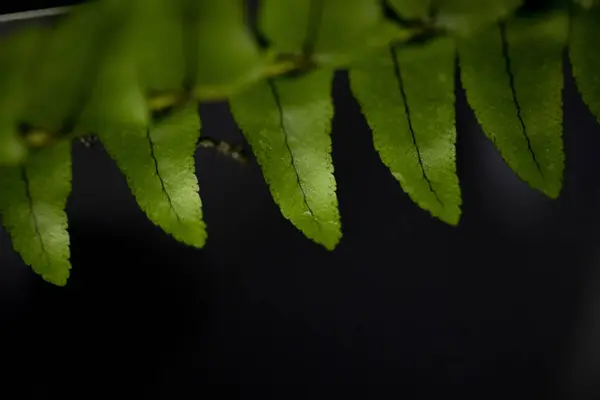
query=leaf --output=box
[100,105,206,248]
[188,0,267,99]
[570,7,600,124]
[78,27,206,248]
[435,0,523,35]
[0,28,41,164]
[230,70,341,249]
[260,0,403,66]
[0,141,72,286]
[388,0,431,20]
[458,11,567,198]
[350,38,461,225]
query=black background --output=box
[1,1,600,398]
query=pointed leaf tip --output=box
[0,142,72,286]
[100,105,207,249]
[80,34,206,249]
[458,12,567,198]
[350,38,462,225]
[230,70,341,249]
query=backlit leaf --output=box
[230,70,341,249]
[459,11,568,198]
[100,105,206,248]
[79,30,206,248]
[0,142,72,285]
[570,7,600,124]
[350,38,461,225]
[260,0,404,66]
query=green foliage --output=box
[1,0,600,285]
[350,38,461,224]
[0,142,71,285]
[570,7,600,124]
[458,10,568,198]
[100,105,206,248]
[230,70,341,249]
[78,9,206,248]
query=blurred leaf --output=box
[388,0,431,19]
[189,0,267,99]
[0,142,72,285]
[459,11,568,198]
[22,3,114,134]
[130,0,186,92]
[260,0,405,66]
[350,38,461,224]
[435,0,523,35]
[573,0,600,9]
[0,28,41,164]
[78,22,206,248]
[570,7,600,124]
[230,70,341,249]
[77,16,148,133]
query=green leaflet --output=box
[0,28,40,164]
[22,3,112,134]
[0,142,72,285]
[260,0,405,66]
[388,0,431,20]
[435,0,523,35]
[459,11,567,198]
[570,7,600,124]
[189,0,267,99]
[230,70,341,249]
[79,28,206,248]
[99,105,206,248]
[350,38,461,225]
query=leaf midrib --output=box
[146,127,182,222]
[267,78,316,219]
[390,44,444,209]
[499,21,544,179]
[21,166,49,264]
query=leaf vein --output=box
[499,22,544,179]
[146,128,182,222]
[267,78,316,219]
[390,45,444,208]
[21,167,48,262]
